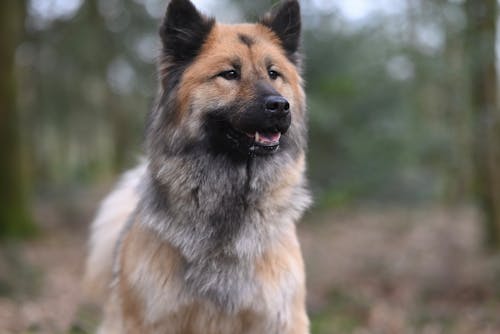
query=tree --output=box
[0,0,35,237]
[465,0,500,249]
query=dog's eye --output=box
[218,70,239,80]
[268,70,280,80]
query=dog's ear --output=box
[260,0,301,63]
[159,0,214,64]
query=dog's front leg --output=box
[286,288,310,334]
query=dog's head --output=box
[150,0,306,160]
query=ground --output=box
[1,197,500,333]
[302,207,500,333]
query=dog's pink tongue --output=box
[255,132,281,145]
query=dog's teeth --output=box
[255,132,261,142]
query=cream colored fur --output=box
[84,164,146,302]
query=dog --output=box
[84,0,311,333]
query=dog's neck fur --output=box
[136,148,310,311]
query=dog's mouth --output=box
[207,112,289,157]
[226,126,283,155]
[246,131,281,153]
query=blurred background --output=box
[1,0,500,333]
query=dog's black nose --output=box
[264,96,290,116]
[263,95,291,133]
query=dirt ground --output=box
[1,202,500,334]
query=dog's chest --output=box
[119,224,296,331]
[132,252,286,322]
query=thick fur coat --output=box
[84,1,311,333]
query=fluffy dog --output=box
[85,1,311,333]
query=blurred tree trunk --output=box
[0,0,35,237]
[465,0,500,249]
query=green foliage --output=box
[310,289,369,334]
[0,209,37,239]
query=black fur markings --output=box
[203,112,251,162]
[160,0,214,64]
[238,33,255,48]
[260,0,302,65]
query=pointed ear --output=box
[159,0,215,64]
[260,0,302,63]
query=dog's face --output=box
[153,0,305,159]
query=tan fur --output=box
[84,164,145,302]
